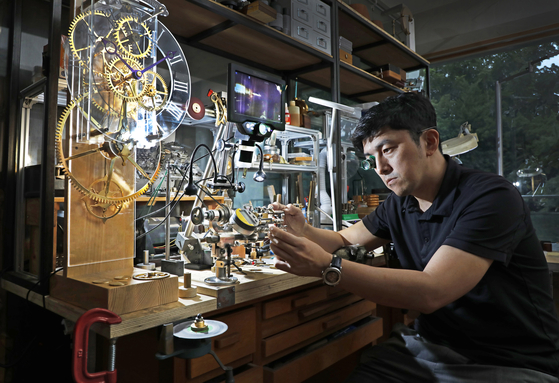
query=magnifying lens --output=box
[361,155,376,171]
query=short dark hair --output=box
[351,92,437,153]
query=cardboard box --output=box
[340,48,353,65]
[242,1,277,24]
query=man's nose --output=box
[375,157,391,175]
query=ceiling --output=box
[364,0,559,63]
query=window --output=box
[431,40,559,243]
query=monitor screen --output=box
[227,63,286,137]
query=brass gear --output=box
[83,178,124,222]
[113,15,152,59]
[138,71,168,112]
[105,57,147,102]
[68,10,111,66]
[55,94,163,206]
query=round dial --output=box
[324,268,341,285]
[66,1,191,148]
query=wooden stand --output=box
[50,268,178,315]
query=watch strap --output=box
[330,255,342,269]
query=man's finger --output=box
[269,226,300,246]
[270,239,297,263]
[274,259,291,272]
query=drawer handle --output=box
[292,296,310,308]
[215,332,240,349]
[298,9,310,21]
[323,316,341,330]
[297,26,309,39]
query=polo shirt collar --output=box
[404,155,460,219]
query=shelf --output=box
[163,0,332,74]
[337,0,430,72]
[160,0,427,102]
[298,61,404,102]
[240,161,319,173]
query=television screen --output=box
[228,63,285,136]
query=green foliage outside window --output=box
[430,41,559,197]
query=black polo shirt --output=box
[363,156,559,376]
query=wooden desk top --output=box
[1,265,319,339]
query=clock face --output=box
[66,0,191,148]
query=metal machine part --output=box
[156,314,234,382]
[178,204,284,285]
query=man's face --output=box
[362,128,427,197]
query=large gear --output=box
[68,10,111,66]
[138,71,168,112]
[55,93,163,206]
[105,56,147,102]
[113,15,152,59]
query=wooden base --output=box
[50,268,178,315]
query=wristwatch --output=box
[322,255,342,286]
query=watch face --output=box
[324,268,341,285]
[66,0,191,148]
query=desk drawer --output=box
[262,299,375,358]
[186,307,256,378]
[262,285,335,320]
[262,292,363,338]
[263,317,383,383]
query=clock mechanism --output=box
[57,0,191,220]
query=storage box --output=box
[243,1,277,24]
[340,48,352,64]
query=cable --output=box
[135,164,189,221]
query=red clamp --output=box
[73,308,122,383]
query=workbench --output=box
[2,258,385,383]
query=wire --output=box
[135,164,189,221]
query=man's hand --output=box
[269,226,332,277]
[269,202,308,237]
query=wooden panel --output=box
[191,267,320,307]
[263,317,383,383]
[201,24,325,71]
[164,0,229,39]
[64,139,135,278]
[187,306,257,378]
[262,300,375,357]
[49,269,179,315]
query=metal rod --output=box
[495,81,503,176]
[165,163,171,260]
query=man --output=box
[269,93,559,382]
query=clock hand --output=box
[101,37,141,78]
[139,51,177,75]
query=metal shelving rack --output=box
[2,0,430,292]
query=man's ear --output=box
[422,129,440,156]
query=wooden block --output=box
[242,1,277,24]
[339,49,352,65]
[179,285,198,298]
[50,268,178,315]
